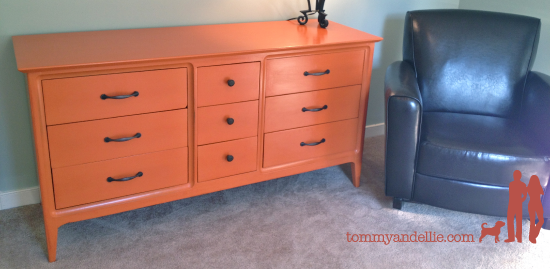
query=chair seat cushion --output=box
[417,112,550,188]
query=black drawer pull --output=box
[100,91,139,100]
[227,118,235,125]
[304,69,330,76]
[227,79,235,87]
[104,133,141,143]
[302,105,328,112]
[300,138,326,147]
[227,155,234,162]
[107,172,143,182]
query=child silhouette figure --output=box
[527,175,545,244]
[505,170,527,243]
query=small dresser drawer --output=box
[43,68,187,125]
[197,100,258,145]
[52,147,188,209]
[263,119,358,167]
[197,62,260,107]
[198,137,257,182]
[48,109,187,168]
[265,50,364,96]
[265,85,361,133]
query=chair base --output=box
[393,197,403,210]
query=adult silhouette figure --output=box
[527,175,545,244]
[505,170,527,243]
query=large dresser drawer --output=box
[263,119,358,167]
[265,50,364,96]
[43,68,188,125]
[197,62,260,107]
[197,100,258,145]
[265,85,361,133]
[48,109,187,168]
[52,147,188,209]
[198,137,257,182]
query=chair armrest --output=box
[523,71,550,218]
[523,71,550,151]
[384,61,422,199]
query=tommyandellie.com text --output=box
[346,232,475,245]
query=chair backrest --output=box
[403,9,540,117]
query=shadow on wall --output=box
[366,15,407,125]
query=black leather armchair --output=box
[385,9,550,224]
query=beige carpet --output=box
[1,136,549,268]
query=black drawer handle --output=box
[107,172,143,182]
[104,133,141,143]
[227,118,235,125]
[300,138,326,146]
[304,69,330,76]
[227,79,235,87]
[100,91,139,100]
[302,105,328,112]
[227,155,234,162]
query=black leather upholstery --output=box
[385,9,550,219]
[523,72,550,151]
[403,10,540,117]
[417,112,550,187]
[385,61,422,200]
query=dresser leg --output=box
[350,162,361,187]
[44,220,58,262]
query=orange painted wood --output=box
[197,62,260,107]
[13,21,382,72]
[263,119,358,167]
[42,68,187,125]
[264,85,361,133]
[13,20,382,262]
[55,151,358,225]
[197,100,258,145]
[198,137,257,182]
[265,50,364,96]
[52,147,188,209]
[48,109,187,168]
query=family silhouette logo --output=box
[479,170,545,244]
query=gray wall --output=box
[459,0,550,74]
[0,0,459,193]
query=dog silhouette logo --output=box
[479,221,505,243]
[479,170,545,243]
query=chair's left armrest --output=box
[523,71,550,221]
[523,71,550,151]
[384,61,422,200]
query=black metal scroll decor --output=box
[288,0,329,28]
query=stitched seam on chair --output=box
[391,93,422,105]
[412,100,422,200]
[417,170,507,187]
[415,172,509,189]
[519,21,541,117]
[420,140,550,160]
[409,12,418,79]
[423,110,511,120]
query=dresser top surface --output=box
[13,20,382,72]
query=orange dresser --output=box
[12,21,381,262]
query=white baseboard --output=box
[0,123,385,211]
[0,187,41,210]
[365,123,385,138]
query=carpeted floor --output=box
[1,135,548,268]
